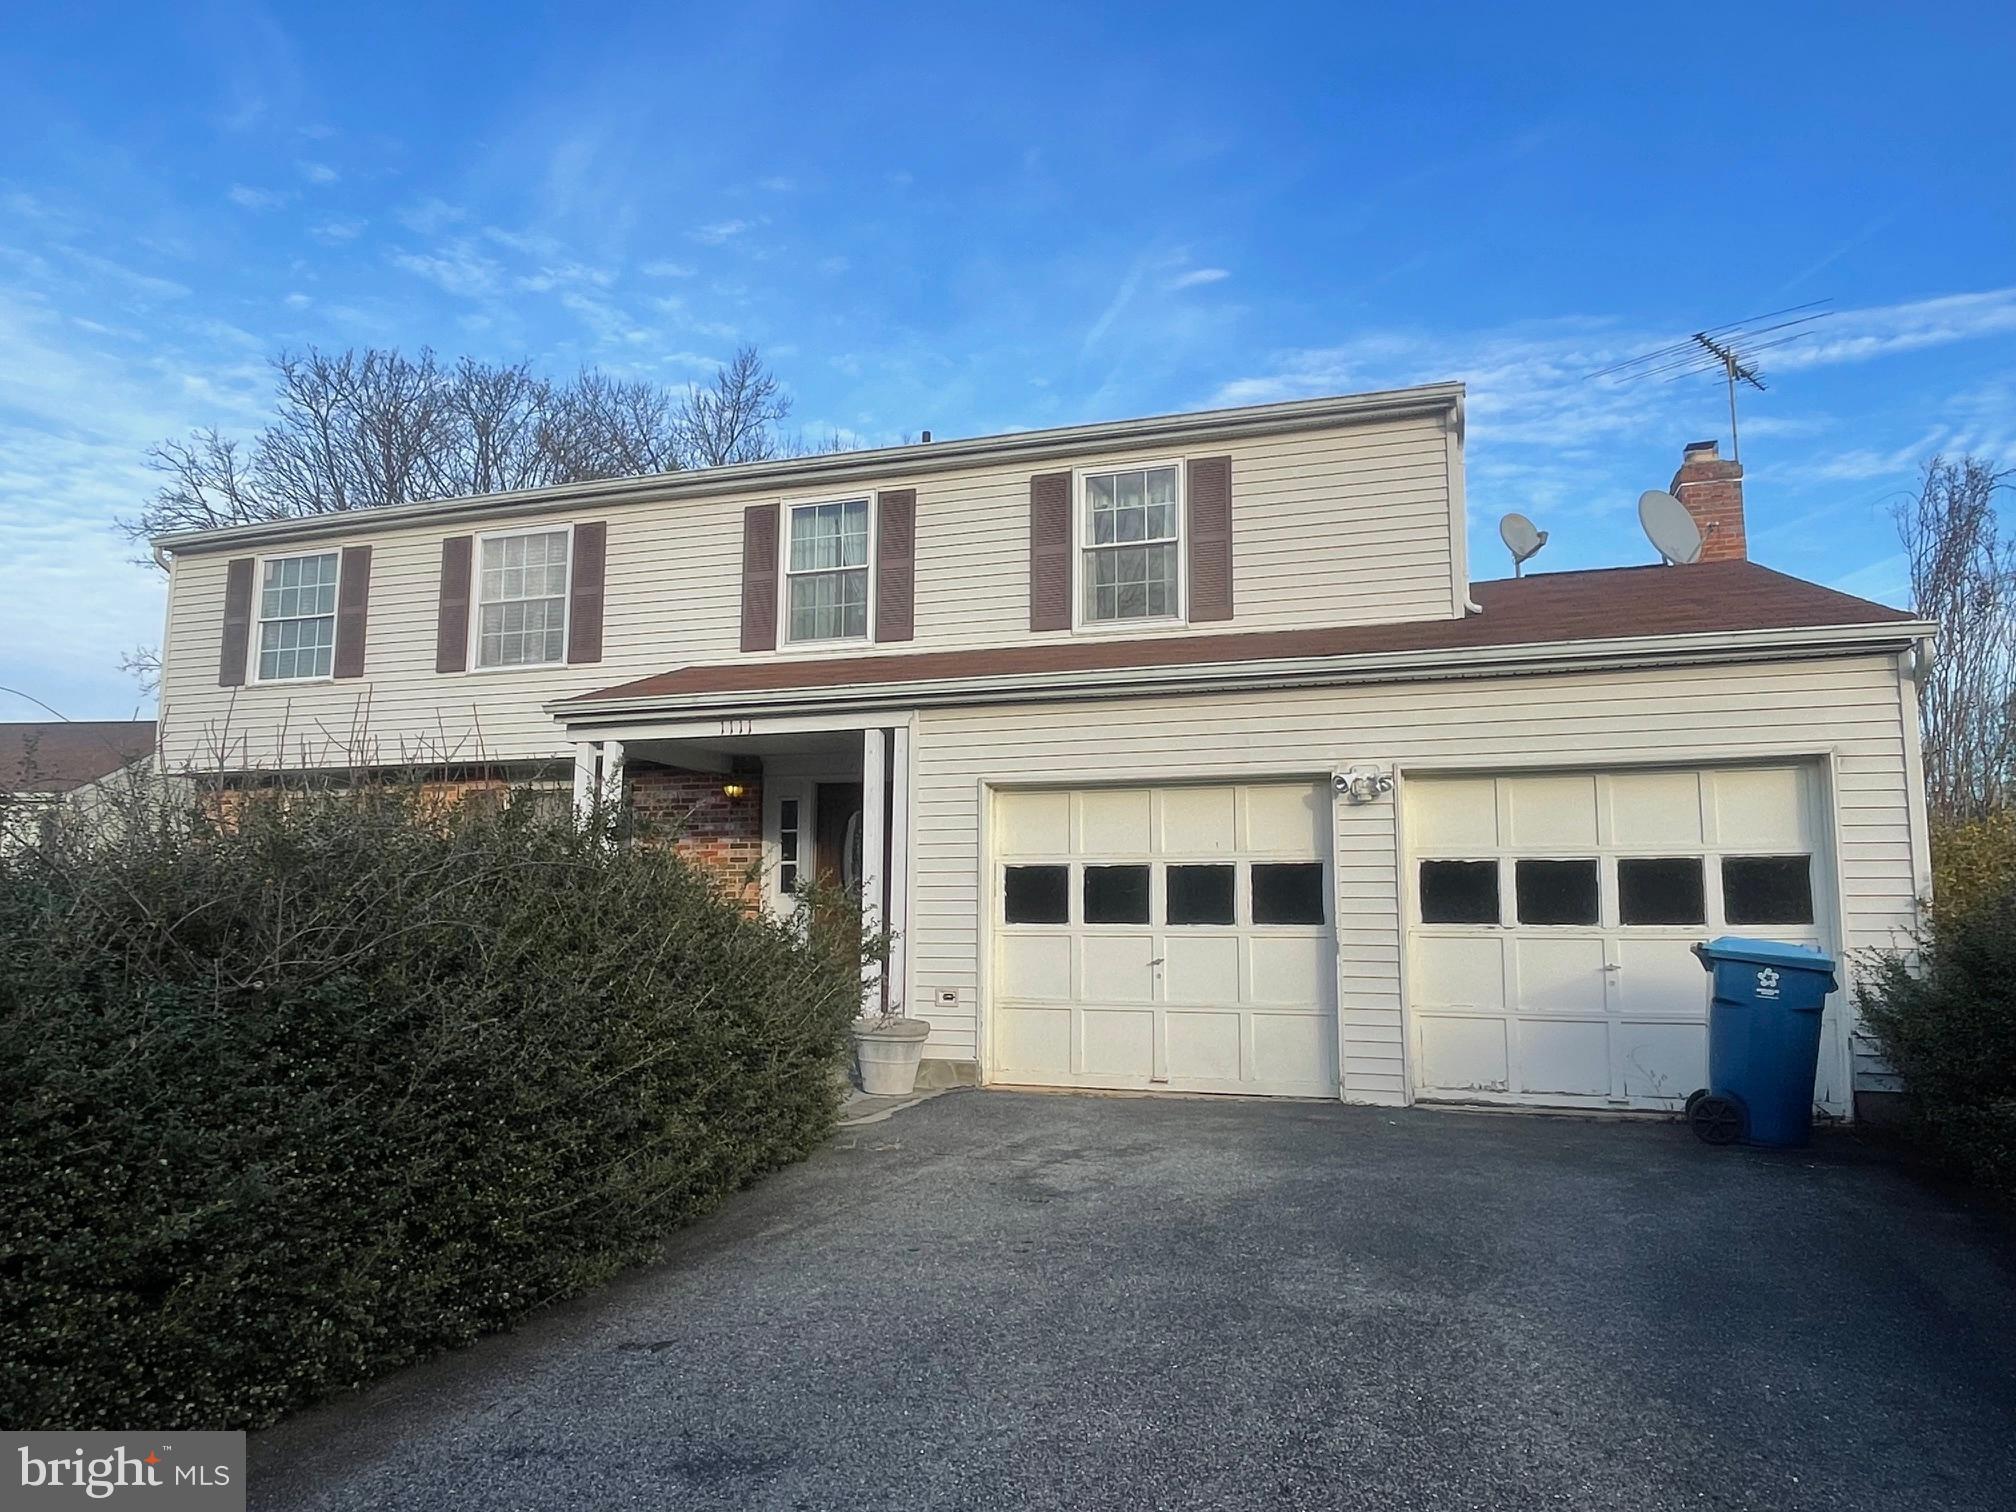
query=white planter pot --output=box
[852,1017,932,1096]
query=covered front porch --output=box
[564,713,919,1020]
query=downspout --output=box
[1446,394,1483,615]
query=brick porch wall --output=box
[627,764,765,899]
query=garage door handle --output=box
[1148,957,1166,968]
[1602,964,1622,973]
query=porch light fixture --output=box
[1333,766,1394,804]
[721,780,749,800]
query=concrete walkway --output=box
[249,1091,2016,1511]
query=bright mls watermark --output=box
[6,1433,244,1510]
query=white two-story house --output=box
[154,383,1933,1119]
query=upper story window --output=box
[256,551,340,681]
[477,528,570,668]
[1080,464,1181,625]
[786,497,870,643]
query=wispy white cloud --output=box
[756,176,797,192]
[689,217,759,245]
[641,259,695,277]
[1770,288,2016,371]
[388,242,503,299]
[295,160,339,185]
[226,184,291,212]
[310,217,366,243]
[1083,264,1144,353]
[1168,267,1230,291]
[482,225,563,258]
[515,261,616,293]
[397,197,466,235]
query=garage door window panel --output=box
[1514,859,1600,926]
[1004,864,1070,925]
[1167,864,1235,926]
[1418,859,1500,925]
[1252,862,1326,925]
[1618,857,1706,926]
[1083,864,1150,924]
[1722,855,1815,925]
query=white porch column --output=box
[887,725,910,1018]
[860,726,887,1016]
[601,739,626,812]
[571,741,599,824]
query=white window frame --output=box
[249,548,344,685]
[779,493,877,648]
[1071,457,1187,633]
[468,523,575,673]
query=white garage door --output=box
[989,783,1337,1097]
[1405,764,1841,1111]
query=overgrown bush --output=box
[1931,808,2016,922]
[0,785,862,1429]
[1858,870,2016,1198]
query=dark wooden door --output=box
[814,782,863,888]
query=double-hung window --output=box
[477,529,570,668]
[256,552,340,681]
[1081,464,1181,625]
[786,498,870,643]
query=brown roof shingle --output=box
[569,560,1916,708]
[0,721,156,794]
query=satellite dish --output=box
[1639,489,1703,565]
[1498,513,1548,577]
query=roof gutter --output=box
[548,618,1933,731]
[151,383,1464,556]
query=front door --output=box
[814,782,864,889]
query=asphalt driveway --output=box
[249,1092,2016,1511]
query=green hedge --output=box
[0,788,862,1429]
[1858,870,2016,1197]
[1932,809,2016,923]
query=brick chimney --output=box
[1669,440,1746,562]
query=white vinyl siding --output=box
[902,655,1920,1107]
[157,413,1461,770]
[477,529,570,668]
[785,498,870,643]
[255,552,340,682]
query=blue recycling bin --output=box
[1687,937,1839,1148]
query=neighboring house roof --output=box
[150,384,1466,555]
[559,560,1924,720]
[0,721,157,794]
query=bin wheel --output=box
[1685,1088,1708,1115]
[1689,1094,1744,1146]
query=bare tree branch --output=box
[1899,455,2016,819]
[673,345,792,467]
[122,345,796,547]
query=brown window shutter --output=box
[1187,455,1234,622]
[218,556,254,686]
[1028,471,1073,631]
[435,536,473,673]
[740,503,780,651]
[876,489,917,642]
[567,521,607,664]
[331,545,373,678]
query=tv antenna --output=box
[1588,301,1832,463]
[1498,513,1548,576]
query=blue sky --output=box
[3,1,2013,721]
